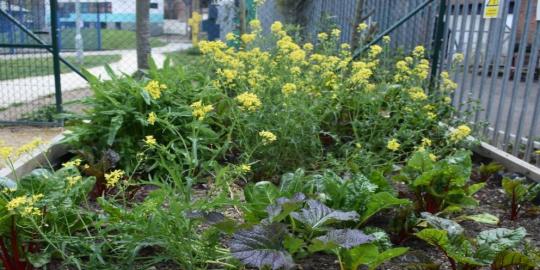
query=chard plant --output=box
[501,177,540,221]
[395,150,483,213]
[415,213,538,270]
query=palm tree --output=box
[136,0,151,70]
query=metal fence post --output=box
[50,0,64,124]
[429,0,446,90]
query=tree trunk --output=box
[239,0,246,35]
[350,0,365,52]
[136,0,151,70]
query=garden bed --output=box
[0,21,539,270]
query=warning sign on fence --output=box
[484,0,502,19]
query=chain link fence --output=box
[1,0,195,124]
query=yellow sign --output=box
[484,0,502,19]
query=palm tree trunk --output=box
[136,0,151,70]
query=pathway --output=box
[0,42,192,108]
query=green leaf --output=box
[492,250,536,269]
[457,213,499,225]
[106,115,124,146]
[344,244,408,270]
[407,150,434,172]
[467,182,486,196]
[415,228,449,248]
[359,192,410,224]
[283,236,304,254]
[476,227,526,254]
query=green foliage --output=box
[415,214,537,270]
[501,177,540,220]
[396,150,482,213]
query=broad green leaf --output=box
[457,213,499,225]
[407,150,434,171]
[367,247,409,270]
[359,192,410,224]
[415,228,449,247]
[492,250,536,269]
[476,227,526,254]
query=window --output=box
[150,3,158,9]
[115,22,122,29]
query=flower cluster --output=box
[147,112,157,125]
[259,131,277,145]
[105,169,125,188]
[191,101,214,120]
[449,125,471,142]
[236,92,262,111]
[144,80,167,100]
[387,139,401,151]
[6,194,43,217]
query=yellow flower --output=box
[16,138,43,156]
[259,131,277,145]
[409,87,427,101]
[67,175,82,187]
[449,125,471,142]
[271,21,283,33]
[318,32,328,41]
[249,19,262,31]
[429,153,438,162]
[382,36,391,43]
[443,96,452,103]
[413,46,425,58]
[421,138,432,147]
[191,101,214,120]
[240,164,251,173]
[357,23,368,32]
[355,143,362,149]
[145,80,167,100]
[144,135,157,146]
[225,32,236,41]
[331,28,341,37]
[6,194,42,217]
[241,33,256,44]
[369,45,383,58]
[282,83,297,96]
[453,53,464,63]
[341,43,351,50]
[289,49,306,62]
[0,145,13,160]
[303,43,314,51]
[147,112,157,125]
[387,139,400,151]
[105,169,125,188]
[236,92,262,111]
[427,112,437,120]
[63,158,82,168]
[290,66,301,75]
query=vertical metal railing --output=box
[446,0,540,167]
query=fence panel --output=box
[445,0,540,166]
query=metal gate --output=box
[441,0,540,167]
[0,0,85,125]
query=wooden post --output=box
[239,0,247,35]
[350,0,365,52]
